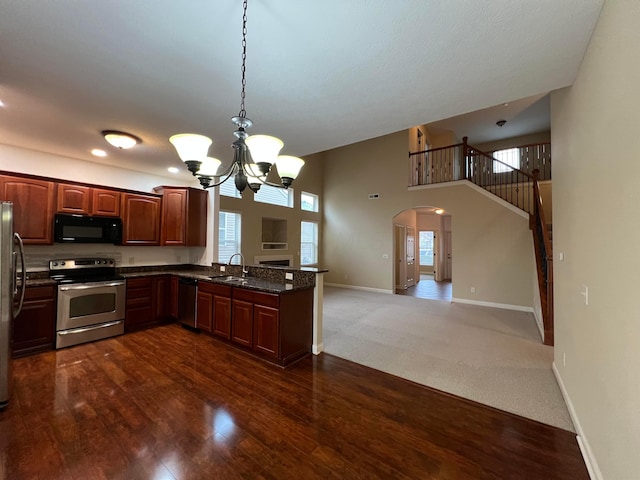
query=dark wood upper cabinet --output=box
[153,187,207,247]
[91,188,120,216]
[56,183,91,214]
[57,184,120,216]
[0,175,55,244]
[121,193,162,245]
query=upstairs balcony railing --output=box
[408,138,551,215]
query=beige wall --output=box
[219,152,323,268]
[322,131,534,307]
[550,0,639,478]
[474,131,551,153]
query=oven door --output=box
[57,280,125,331]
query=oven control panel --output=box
[49,258,116,271]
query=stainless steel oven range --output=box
[49,258,125,349]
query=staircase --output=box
[408,138,554,345]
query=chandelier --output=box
[169,0,304,193]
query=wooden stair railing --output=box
[408,138,554,345]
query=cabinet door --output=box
[125,277,154,332]
[213,296,231,339]
[196,289,213,333]
[92,188,120,216]
[0,175,55,244]
[56,183,91,214]
[12,286,56,357]
[160,189,186,246]
[231,299,253,347]
[253,305,279,359]
[154,275,170,322]
[154,187,208,246]
[169,276,179,319]
[121,193,161,245]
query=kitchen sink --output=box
[210,275,249,285]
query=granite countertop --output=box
[24,264,320,293]
[121,270,311,293]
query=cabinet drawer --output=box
[126,277,153,289]
[23,285,56,301]
[199,281,231,297]
[233,287,279,308]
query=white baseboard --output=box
[312,343,324,355]
[324,283,394,295]
[552,362,602,480]
[452,297,533,313]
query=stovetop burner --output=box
[49,258,122,284]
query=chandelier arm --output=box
[198,163,239,189]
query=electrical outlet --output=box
[285,272,294,281]
[220,265,226,272]
[470,286,476,293]
[382,253,389,259]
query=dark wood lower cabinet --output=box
[12,285,56,357]
[169,276,179,319]
[231,299,253,348]
[126,275,174,332]
[195,279,313,364]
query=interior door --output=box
[394,225,406,289]
[406,227,416,287]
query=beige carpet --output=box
[322,287,574,431]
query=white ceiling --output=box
[0,1,603,181]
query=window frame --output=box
[218,210,242,263]
[301,191,319,212]
[300,220,318,266]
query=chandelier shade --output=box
[245,135,284,169]
[275,155,305,186]
[198,157,222,177]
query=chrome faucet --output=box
[227,253,249,277]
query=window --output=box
[419,231,434,266]
[218,211,241,263]
[301,191,318,212]
[493,148,520,173]
[219,178,241,198]
[300,221,318,266]
[254,184,293,207]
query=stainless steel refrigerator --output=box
[0,202,26,410]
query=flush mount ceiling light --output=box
[496,120,507,127]
[169,0,304,194]
[435,209,444,215]
[102,130,142,149]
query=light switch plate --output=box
[285,272,294,281]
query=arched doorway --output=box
[393,206,452,301]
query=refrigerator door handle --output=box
[12,233,26,317]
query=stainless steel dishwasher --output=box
[178,277,197,328]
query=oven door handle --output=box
[59,281,125,291]
[57,320,123,335]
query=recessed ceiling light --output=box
[101,130,142,149]
[167,167,180,174]
[435,209,444,215]
[91,149,107,157]
[0,99,5,107]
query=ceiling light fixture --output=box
[435,209,444,215]
[169,0,304,194]
[102,130,142,149]
[496,120,507,127]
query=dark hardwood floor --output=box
[1,324,587,479]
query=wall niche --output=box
[262,217,288,250]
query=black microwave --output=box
[54,214,122,244]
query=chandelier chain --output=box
[239,0,248,119]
